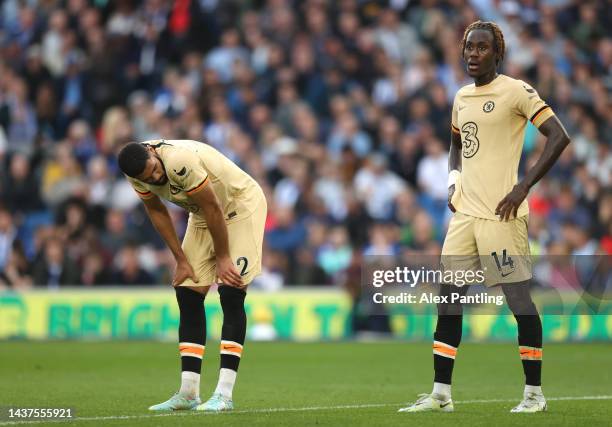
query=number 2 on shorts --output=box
[237,256,249,276]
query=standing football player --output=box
[118,139,267,412]
[399,21,570,413]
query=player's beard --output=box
[151,176,168,186]
[150,156,168,186]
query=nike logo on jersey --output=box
[458,105,467,111]
[175,167,187,176]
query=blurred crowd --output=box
[0,0,610,291]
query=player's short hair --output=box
[117,142,150,178]
[460,21,506,66]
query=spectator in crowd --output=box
[252,250,286,291]
[1,152,43,214]
[40,143,85,207]
[100,209,133,255]
[317,226,353,280]
[416,137,448,226]
[111,243,154,286]
[293,247,329,286]
[354,153,405,221]
[32,236,81,288]
[0,208,17,271]
[328,111,372,159]
[0,240,33,290]
[266,206,307,256]
[80,250,112,286]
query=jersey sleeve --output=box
[166,149,209,196]
[126,177,155,200]
[451,93,460,135]
[514,81,555,128]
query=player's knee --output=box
[185,285,208,296]
[508,300,538,315]
[175,286,204,309]
[438,302,463,316]
[219,285,246,313]
[502,281,538,315]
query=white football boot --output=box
[148,392,201,411]
[196,393,234,412]
[510,392,547,413]
[398,393,454,413]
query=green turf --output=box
[0,341,611,426]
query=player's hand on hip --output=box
[495,183,529,221]
[448,184,457,213]
[216,256,244,288]
[173,258,198,287]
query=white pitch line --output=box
[1,395,611,426]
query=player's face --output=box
[463,29,496,78]
[137,154,168,186]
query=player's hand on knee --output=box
[495,183,529,221]
[448,184,457,213]
[216,256,244,288]
[173,258,199,287]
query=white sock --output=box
[432,382,451,399]
[179,371,200,399]
[214,368,237,399]
[524,385,543,396]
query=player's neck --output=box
[474,70,498,87]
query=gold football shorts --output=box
[178,196,267,287]
[441,212,531,286]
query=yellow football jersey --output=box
[451,74,555,220]
[127,139,263,228]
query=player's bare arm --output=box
[142,194,199,286]
[495,116,570,221]
[187,182,244,288]
[447,131,463,213]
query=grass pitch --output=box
[1,341,611,426]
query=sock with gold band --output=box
[516,314,543,386]
[214,285,247,399]
[175,287,206,398]
[433,315,462,388]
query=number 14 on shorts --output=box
[491,249,515,277]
